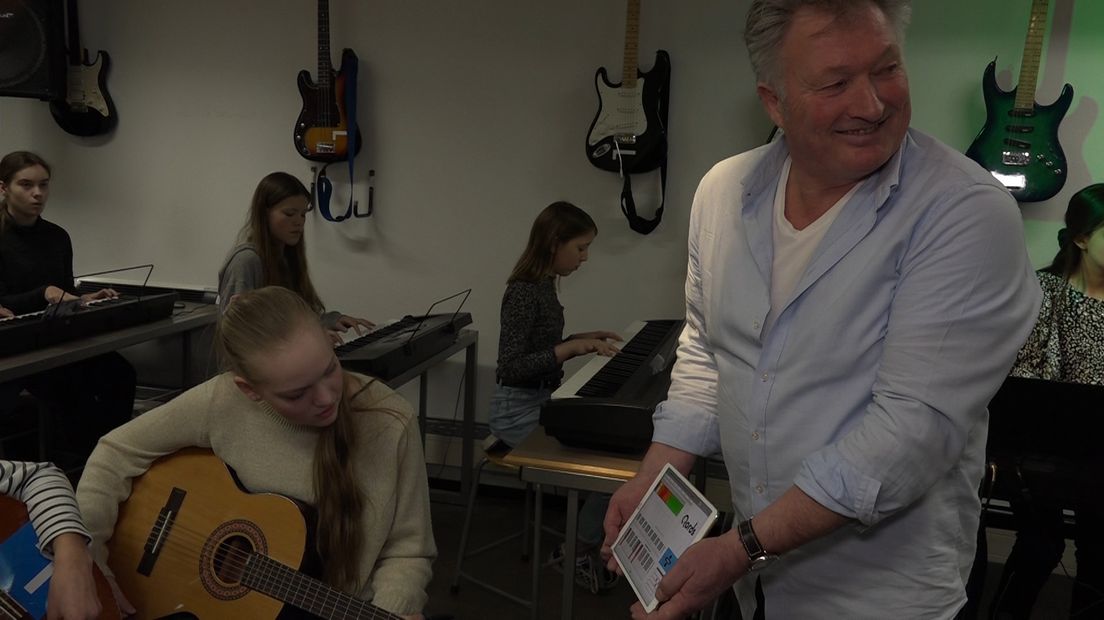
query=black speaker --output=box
[0,0,65,100]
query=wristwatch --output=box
[737,518,779,571]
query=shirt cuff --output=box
[652,399,721,457]
[794,447,883,527]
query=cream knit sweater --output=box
[76,371,435,615]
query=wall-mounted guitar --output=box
[965,0,1072,203]
[48,0,117,136]
[585,0,669,174]
[586,0,670,235]
[293,0,361,162]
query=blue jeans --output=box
[487,384,551,448]
[487,383,608,545]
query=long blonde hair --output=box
[240,173,324,312]
[216,286,364,590]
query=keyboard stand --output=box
[384,329,478,506]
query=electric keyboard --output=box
[336,312,473,380]
[540,319,683,453]
[0,293,178,357]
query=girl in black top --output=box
[0,151,135,458]
[488,201,622,593]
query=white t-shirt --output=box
[764,158,864,335]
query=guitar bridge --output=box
[614,134,638,145]
[1001,151,1030,166]
[315,143,336,154]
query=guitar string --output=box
[116,513,398,620]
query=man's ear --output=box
[757,82,785,128]
[233,375,263,402]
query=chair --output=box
[449,447,544,611]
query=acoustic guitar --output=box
[585,0,670,175]
[964,0,1072,203]
[293,0,362,162]
[106,448,401,619]
[0,496,121,620]
[48,0,118,137]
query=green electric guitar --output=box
[964,0,1072,203]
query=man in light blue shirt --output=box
[601,1,1041,618]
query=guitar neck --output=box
[243,553,402,620]
[620,0,641,88]
[317,0,334,87]
[64,0,82,64]
[1013,0,1050,110]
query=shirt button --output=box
[761,373,768,382]
[753,321,761,330]
[755,484,765,495]
[752,431,760,441]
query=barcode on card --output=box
[622,528,655,572]
[635,513,664,552]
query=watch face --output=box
[749,554,778,571]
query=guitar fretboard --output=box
[621,0,641,88]
[242,553,402,620]
[1013,0,1050,111]
[317,0,334,88]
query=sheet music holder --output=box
[40,264,156,322]
[400,288,471,354]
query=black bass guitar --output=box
[964,0,1072,203]
[293,0,362,162]
[48,0,117,136]
[585,0,670,175]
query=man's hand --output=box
[601,472,655,574]
[0,305,12,319]
[629,533,749,620]
[46,533,102,620]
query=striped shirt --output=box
[0,460,90,555]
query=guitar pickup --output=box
[1005,124,1035,134]
[1002,138,1031,150]
[1001,151,1031,166]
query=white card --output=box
[611,463,719,613]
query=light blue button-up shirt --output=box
[653,129,1041,618]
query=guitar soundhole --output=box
[213,535,253,584]
[200,519,268,601]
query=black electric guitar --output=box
[293,0,362,162]
[48,0,117,136]
[108,449,402,619]
[964,0,1072,203]
[585,0,670,174]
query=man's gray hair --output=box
[744,0,912,91]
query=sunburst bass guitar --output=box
[293,0,362,162]
[106,448,401,619]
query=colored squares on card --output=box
[656,483,683,515]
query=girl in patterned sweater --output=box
[488,201,623,593]
[993,184,1104,618]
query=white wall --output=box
[1,0,1100,421]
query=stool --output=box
[449,449,546,610]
